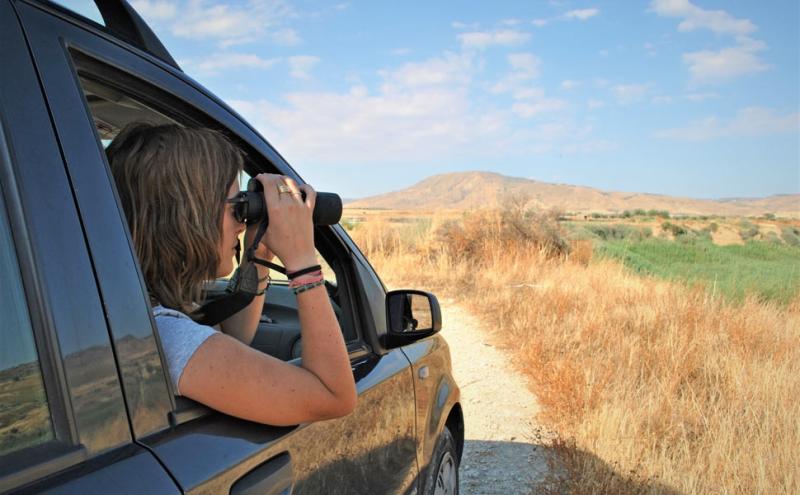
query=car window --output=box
[0,190,54,457]
[46,0,105,26]
[69,57,357,358]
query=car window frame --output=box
[54,45,375,423]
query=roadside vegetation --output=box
[344,207,800,494]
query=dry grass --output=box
[347,209,800,495]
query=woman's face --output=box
[217,180,246,277]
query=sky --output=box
[91,1,800,199]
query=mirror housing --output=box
[382,290,442,348]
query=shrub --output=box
[661,221,687,237]
[782,226,800,247]
[588,224,649,241]
[431,203,572,264]
[739,221,760,241]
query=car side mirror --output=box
[383,290,442,348]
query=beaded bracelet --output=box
[254,274,270,296]
[292,280,324,295]
[288,272,323,289]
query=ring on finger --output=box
[277,184,291,194]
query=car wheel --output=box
[424,426,459,495]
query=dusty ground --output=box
[440,299,551,494]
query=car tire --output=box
[423,426,459,495]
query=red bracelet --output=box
[289,273,323,288]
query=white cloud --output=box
[183,53,279,75]
[684,92,719,102]
[654,107,799,141]
[649,0,756,36]
[229,88,506,164]
[512,98,566,118]
[287,56,320,79]
[651,95,673,104]
[382,52,473,89]
[458,30,531,49]
[451,21,480,30]
[271,28,301,46]
[131,0,178,20]
[391,48,411,56]
[508,53,540,76]
[613,83,651,104]
[560,79,581,90]
[167,0,295,47]
[489,53,541,94]
[532,8,600,27]
[683,37,770,84]
[650,1,767,85]
[563,9,599,20]
[587,99,605,109]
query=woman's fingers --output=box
[297,183,316,210]
[251,174,316,269]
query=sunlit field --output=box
[345,207,800,494]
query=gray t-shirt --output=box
[153,305,217,395]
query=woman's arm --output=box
[182,174,356,424]
[178,279,355,425]
[217,242,272,345]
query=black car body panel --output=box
[1,1,463,493]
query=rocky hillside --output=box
[346,171,799,217]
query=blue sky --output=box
[125,0,799,200]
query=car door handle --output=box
[230,453,293,495]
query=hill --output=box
[346,171,799,217]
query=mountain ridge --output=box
[346,171,799,217]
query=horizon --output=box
[63,0,799,200]
[343,170,799,202]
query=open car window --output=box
[68,51,360,372]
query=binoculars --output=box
[228,178,343,227]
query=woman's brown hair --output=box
[106,123,243,314]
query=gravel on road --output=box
[440,299,552,494]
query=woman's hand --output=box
[244,222,274,261]
[251,173,317,271]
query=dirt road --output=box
[440,299,551,494]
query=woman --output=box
[106,123,356,426]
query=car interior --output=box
[70,51,360,369]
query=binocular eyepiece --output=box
[229,178,342,227]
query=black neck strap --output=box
[193,219,282,326]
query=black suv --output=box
[0,1,463,493]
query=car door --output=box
[0,2,178,492]
[14,1,420,492]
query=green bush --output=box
[782,226,800,247]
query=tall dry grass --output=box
[347,209,800,494]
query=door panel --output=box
[2,0,130,457]
[1,2,175,492]
[145,350,417,494]
[17,0,173,440]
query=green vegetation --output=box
[782,226,800,246]
[596,238,800,304]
